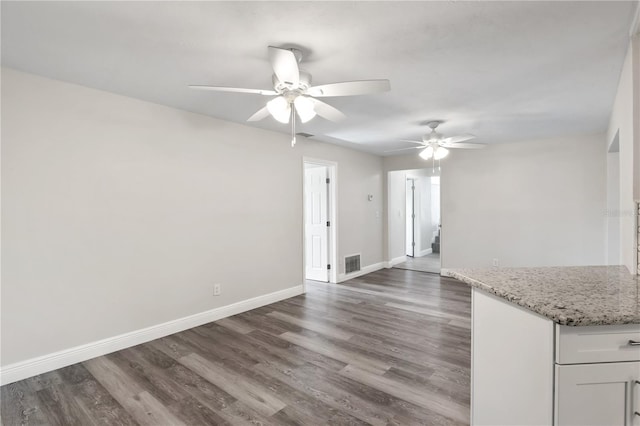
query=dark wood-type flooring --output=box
[393,253,441,274]
[1,268,471,425]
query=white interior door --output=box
[305,165,329,282]
[406,179,415,257]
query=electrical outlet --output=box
[492,258,500,267]
[213,284,221,296]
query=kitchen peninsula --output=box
[451,266,640,426]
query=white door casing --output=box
[304,165,329,282]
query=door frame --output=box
[302,158,338,289]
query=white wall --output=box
[439,133,607,269]
[1,68,383,367]
[387,171,406,262]
[416,176,432,255]
[606,35,639,274]
[635,34,640,203]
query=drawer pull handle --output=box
[628,340,640,346]
[635,382,640,417]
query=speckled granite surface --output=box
[450,266,640,326]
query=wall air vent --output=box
[345,254,361,274]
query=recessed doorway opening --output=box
[388,169,441,274]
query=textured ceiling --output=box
[1,1,636,155]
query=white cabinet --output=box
[556,324,640,364]
[471,288,640,426]
[555,362,640,426]
[555,324,640,426]
[471,289,554,425]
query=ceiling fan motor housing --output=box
[272,70,312,94]
[423,131,442,143]
[426,120,444,130]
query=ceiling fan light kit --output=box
[386,120,486,163]
[419,146,434,160]
[293,95,316,123]
[434,146,449,160]
[190,45,391,147]
[266,96,290,123]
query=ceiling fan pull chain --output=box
[291,106,296,147]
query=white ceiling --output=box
[1,1,636,155]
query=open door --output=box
[304,164,329,282]
[406,178,415,257]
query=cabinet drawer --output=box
[556,324,640,364]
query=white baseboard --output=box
[384,255,407,268]
[0,285,304,385]
[418,248,433,257]
[337,262,385,283]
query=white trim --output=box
[0,285,304,385]
[337,261,385,283]
[417,248,433,257]
[629,0,640,37]
[470,287,475,424]
[384,255,407,268]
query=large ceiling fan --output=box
[387,120,485,161]
[189,46,391,146]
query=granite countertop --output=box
[449,266,640,326]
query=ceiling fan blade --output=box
[247,106,271,122]
[399,139,426,145]
[268,46,299,87]
[309,98,346,121]
[308,79,390,97]
[441,134,476,144]
[384,146,424,153]
[440,142,486,149]
[188,85,276,95]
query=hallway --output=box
[394,253,441,274]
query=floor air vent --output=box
[345,254,361,274]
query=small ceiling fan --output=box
[387,120,485,160]
[189,46,391,146]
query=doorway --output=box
[303,159,337,283]
[389,170,441,274]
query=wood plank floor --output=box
[393,253,441,274]
[1,268,471,425]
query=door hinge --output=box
[412,242,415,246]
[326,178,330,184]
[327,264,331,270]
[327,221,330,227]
